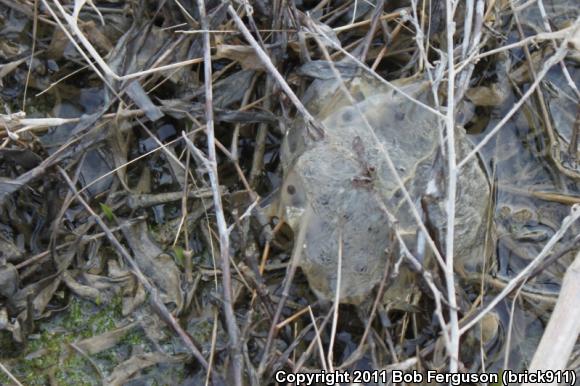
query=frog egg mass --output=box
[279,73,490,303]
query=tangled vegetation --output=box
[0,0,579,384]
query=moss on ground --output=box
[0,294,152,385]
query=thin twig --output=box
[503,284,525,371]
[455,0,485,103]
[461,0,474,61]
[0,109,144,138]
[205,309,220,386]
[249,76,272,187]
[307,306,329,372]
[327,230,343,371]
[22,0,39,112]
[398,233,453,353]
[194,2,242,385]
[443,0,460,372]
[0,362,23,386]
[523,250,580,381]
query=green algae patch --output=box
[0,294,152,385]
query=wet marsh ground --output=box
[0,1,579,385]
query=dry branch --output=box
[192,1,241,385]
[523,250,580,381]
[443,0,460,371]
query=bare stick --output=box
[443,0,460,372]
[455,0,485,103]
[502,285,525,372]
[205,310,220,386]
[461,0,474,61]
[398,233,453,353]
[523,250,580,382]
[249,77,271,187]
[0,109,144,138]
[308,306,329,372]
[410,0,433,72]
[41,0,116,93]
[22,0,39,112]
[327,230,343,371]
[195,2,241,385]
[0,362,23,386]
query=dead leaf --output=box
[125,80,164,121]
[0,57,27,82]
[215,44,266,70]
[465,83,509,106]
[0,232,23,262]
[74,322,138,355]
[106,352,183,386]
[62,271,111,304]
[121,222,184,314]
[122,281,146,316]
[46,28,69,59]
[0,308,23,342]
[80,20,113,53]
[0,263,19,298]
[510,47,553,84]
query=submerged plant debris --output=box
[0,0,579,385]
